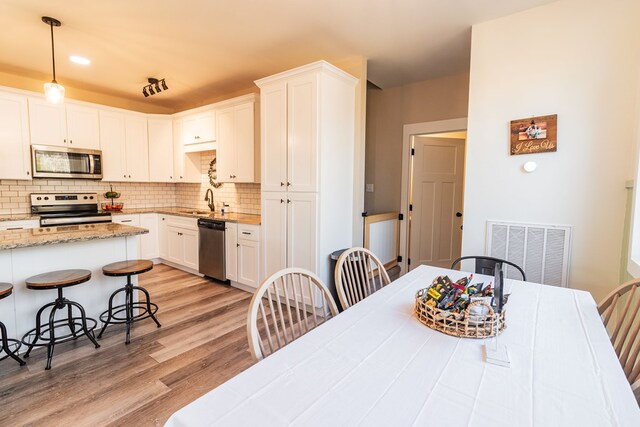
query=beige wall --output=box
[365,72,469,214]
[463,0,640,301]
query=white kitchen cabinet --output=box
[0,91,32,180]
[148,117,174,182]
[256,61,357,287]
[125,115,149,182]
[237,224,260,288]
[0,219,39,230]
[217,101,256,183]
[172,119,201,183]
[139,214,159,259]
[28,98,100,149]
[225,222,238,282]
[99,111,149,182]
[158,215,199,271]
[182,111,216,145]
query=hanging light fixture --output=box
[42,16,65,104]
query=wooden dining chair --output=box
[598,279,640,400]
[335,247,391,311]
[451,255,527,281]
[246,267,338,361]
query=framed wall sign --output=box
[510,114,557,155]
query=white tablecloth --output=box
[165,265,640,426]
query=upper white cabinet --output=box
[99,110,149,182]
[217,100,256,183]
[182,111,216,146]
[148,117,174,182]
[256,61,357,286]
[28,98,100,149]
[172,119,202,183]
[0,91,32,180]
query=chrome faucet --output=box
[204,188,215,212]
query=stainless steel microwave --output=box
[31,145,103,179]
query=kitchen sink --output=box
[179,209,211,215]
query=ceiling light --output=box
[42,16,64,104]
[142,77,169,98]
[70,55,91,65]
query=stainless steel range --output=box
[31,193,112,226]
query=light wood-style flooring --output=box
[0,264,256,426]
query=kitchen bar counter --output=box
[0,207,262,225]
[0,223,147,250]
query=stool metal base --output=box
[0,321,25,366]
[21,287,100,370]
[98,275,161,344]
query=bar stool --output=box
[21,269,100,370]
[98,260,161,344]
[0,283,25,366]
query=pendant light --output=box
[42,16,65,104]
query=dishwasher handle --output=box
[197,218,226,231]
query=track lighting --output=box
[142,78,169,97]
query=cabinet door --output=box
[216,106,236,182]
[287,73,319,192]
[260,82,288,192]
[166,227,184,264]
[140,214,159,259]
[99,110,127,181]
[234,102,255,183]
[125,115,149,182]
[225,222,238,282]
[182,228,199,270]
[261,192,287,279]
[158,216,168,258]
[0,92,31,180]
[182,111,215,144]
[287,192,317,273]
[148,118,174,182]
[28,97,67,146]
[238,238,259,288]
[173,119,202,183]
[65,104,100,149]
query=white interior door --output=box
[409,136,465,269]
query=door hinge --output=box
[409,204,413,211]
[398,213,404,221]
[397,255,402,262]
[411,148,415,156]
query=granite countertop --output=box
[112,207,262,225]
[0,207,261,225]
[0,223,148,250]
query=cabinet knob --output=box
[63,139,66,143]
[26,171,30,176]
[180,175,183,179]
[170,176,173,179]
[280,199,284,203]
[129,175,132,178]
[287,199,291,203]
[287,182,291,187]
[236,243,240,247]
[123,174,127,178]
[70,140,73,144]
[280,182,284,186]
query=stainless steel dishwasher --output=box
[198,218,226,281]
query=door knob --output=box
[456,212,463,217]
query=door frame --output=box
[399,117,467,274]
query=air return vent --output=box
[486,221,572,287]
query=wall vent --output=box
[486,221,572,287]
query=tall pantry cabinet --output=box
[256,61,357,289]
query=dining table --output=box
[164,265,640,426]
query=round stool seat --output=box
[102,260,153,277]
[26,269,91,290]
[0,283,13,300]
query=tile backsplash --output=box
[0,151,261,215]
[174,152,261,215]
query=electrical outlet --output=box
[366,183,374,193]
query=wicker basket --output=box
[414,292,506,338]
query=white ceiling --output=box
[0,0,556,110]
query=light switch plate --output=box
[366,184,374,193]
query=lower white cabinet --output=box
[112,214,159,260]
[227,223,261,289]
[158,215,199,271]
[225,223,238,282]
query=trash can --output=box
[329,249,348,312]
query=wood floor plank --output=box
[0,263,257,427]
